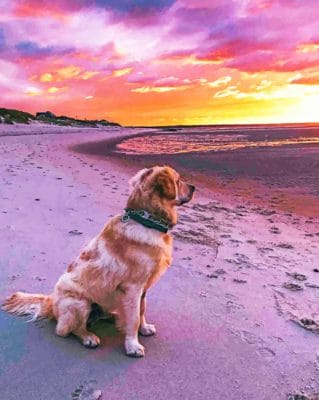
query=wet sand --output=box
[1,124,319,400]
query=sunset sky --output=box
[1,0,319,126]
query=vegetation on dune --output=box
[0,108,35,124]
[0,108,120,127]
[36,113,120,127]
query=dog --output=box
[2,166,195,357]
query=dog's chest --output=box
[145,241,172,289]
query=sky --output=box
[0,0,319,126]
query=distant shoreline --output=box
[126,121,319,129]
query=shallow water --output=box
[116,125,319,155]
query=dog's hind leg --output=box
[55,297,100,348]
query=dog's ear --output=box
[129,168,153,189]
[154,170,176,200]
[140,168,153,182]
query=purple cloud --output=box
[0,28,5,51]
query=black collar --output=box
[121,208,170,233]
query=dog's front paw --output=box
[82,333,100,349]
[139,323,156,336]
[125,338,145,357]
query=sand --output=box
[0,124,319,400]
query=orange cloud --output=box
[113,67,133,77]
[290,74,319,85]
[24,86,42,96]
[48,86,59,93]
[132,85,190,93]
[206,76,232,87]
[297,43,319,53]
[39,73,54,82]
[47,86,68,94]
[57,65,81,80]
[79,71,99,80]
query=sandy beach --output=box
[1,124,319,400]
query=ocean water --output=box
[116,124,319,155]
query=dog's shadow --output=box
[86,303,119,339]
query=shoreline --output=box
[1,125,319,399]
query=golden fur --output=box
[2,166,195,357]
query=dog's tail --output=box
[2,291,54,321]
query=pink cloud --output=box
[227,51,319,73]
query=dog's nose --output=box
[188,184,195,193]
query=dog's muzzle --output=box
[177,184,195,205]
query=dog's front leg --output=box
[121,285,145,357]
[139,292,156,336]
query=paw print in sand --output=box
[71,380,102,400]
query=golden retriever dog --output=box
[3,166,195,357]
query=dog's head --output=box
[127,166,195,226]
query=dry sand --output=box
[0,124,319,400]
